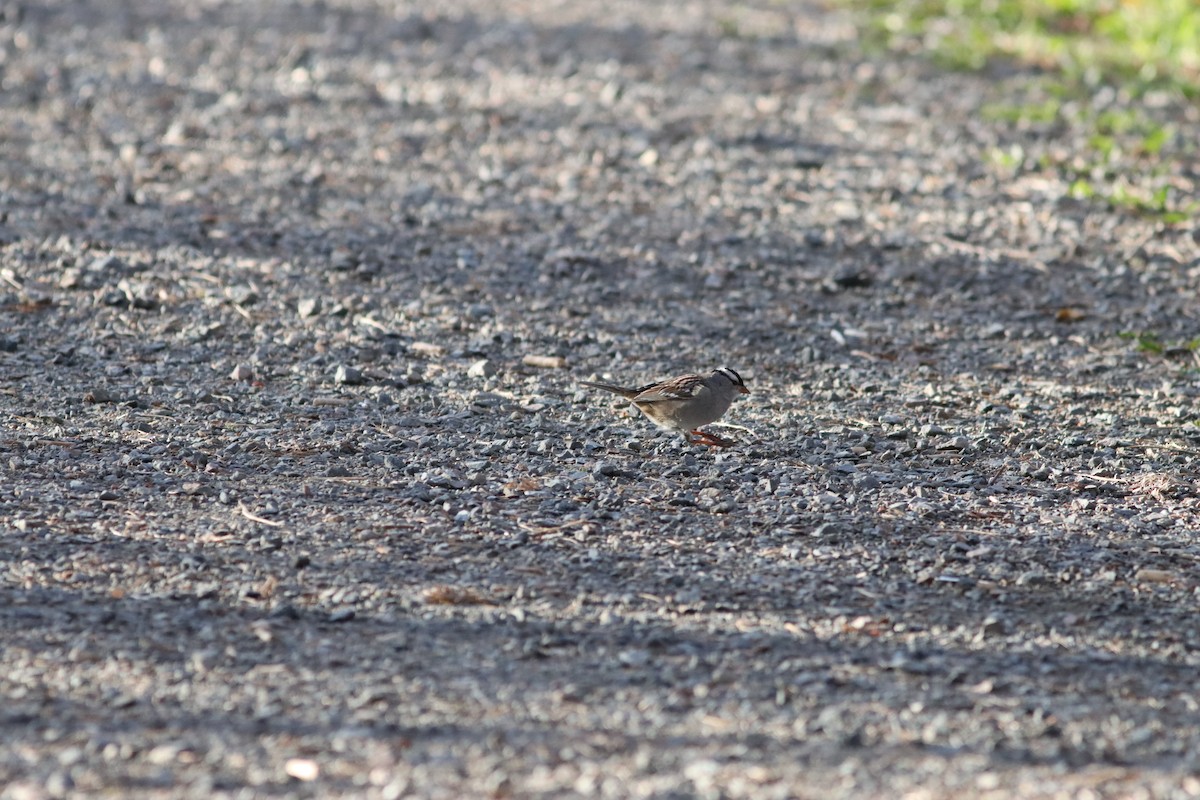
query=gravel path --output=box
[3,1,1200,798]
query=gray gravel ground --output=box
[3,1,1200,798]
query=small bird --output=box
[581,367,750,447]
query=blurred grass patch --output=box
[850,0,1200,91]
[842,0,1198,221]
[1119,332,1200,369]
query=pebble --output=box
[1016,570,1047,587]
[468,359,497,378]
[854,474,881,490]
[593,461,629,478]
[83,388,119,403]
[225,285,259,306]
[335,365,364,385]
[285,758,321,781]
[89,254,127,273]
[410,341,445,358]
[980,614,1008,637]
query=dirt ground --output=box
[2,1,1200,798]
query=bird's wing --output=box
[632,375,704,404]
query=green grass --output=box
[1119,331,1200,357]
[854,0,1200,92]
[844,0,1199,222]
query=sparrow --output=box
[581,366,750,447]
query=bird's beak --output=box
[738,386,751,395]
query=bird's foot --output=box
[688,429,736,448]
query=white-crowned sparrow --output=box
[581,366,750,447]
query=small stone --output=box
[44,772,74,797]
[593,461,627,478]
[297,297,321,318]
[229,364,255,381]
[146,744,181,766]
[335,365,364,385]
[618,648,650,667]
[328,608,355,623]
[980,614,1008,637]
[1016,570,1046,587]
[119,279,159,309]
[465,303,494,320]
[982,322,1007,339]
[269,603,301,619]
[89,254,127,273]
[471,392,505,408]
[225,285,259,306]
[330,248,356,271]
[468,359,497,378]
[285,758,320,781]
[59,268,85,289]
[831,267,871,288]
[854,474,881,491]
[83,387,118,403]
[409,341,444,358]
[804,229,828,247]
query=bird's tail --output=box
[579,381,638,399]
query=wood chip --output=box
[410,341,444,357]
[422,585,490,606]
[1134,568,1178,585]
[522,354,567,369]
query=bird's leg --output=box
[689,428,735,448]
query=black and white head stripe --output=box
[715,366,743,386]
